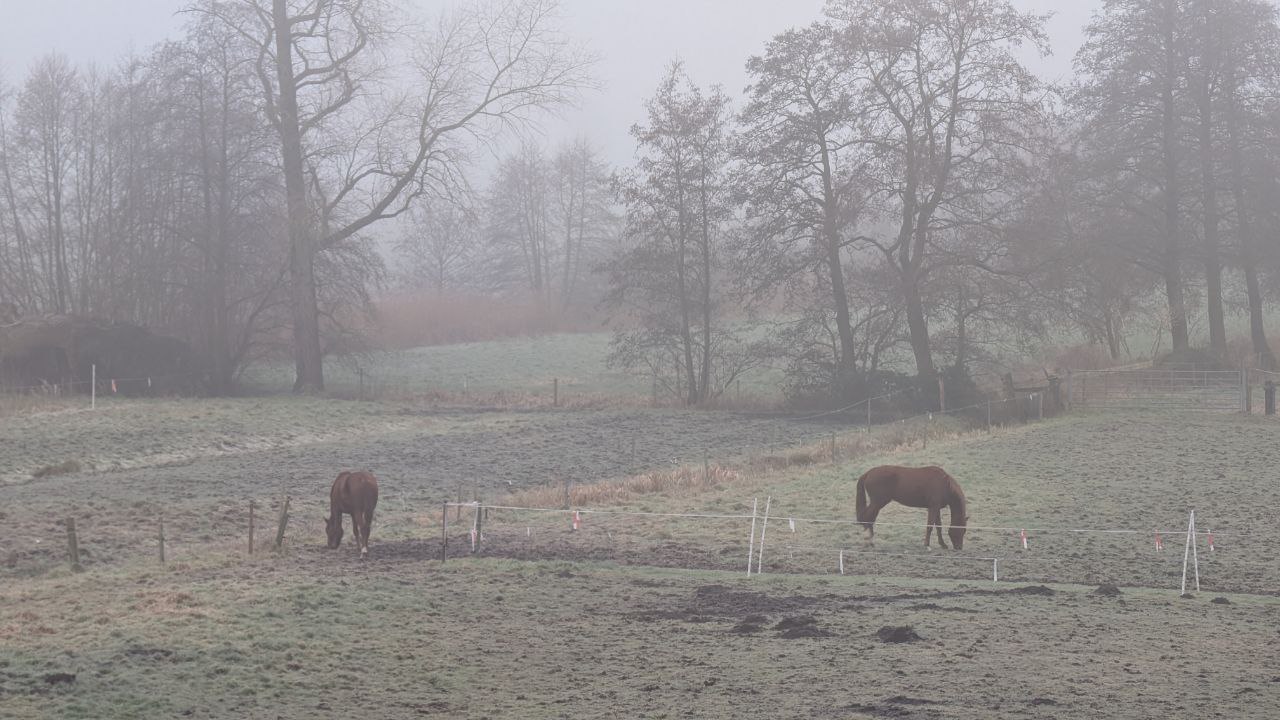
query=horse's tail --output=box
[855,471,870,528]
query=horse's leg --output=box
[354,511,367,558]
[361,509,374,557]
[863,499,891,546]
[928,506,949,550]
[349,511,361,553]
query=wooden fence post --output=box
[553,378,559,407]
[248,501,255,555]
[938,376,946,413]
[830,432,837,464]
[158,515,166,564]
[65,517,82,572]
[274,496,290,551]
[440,501,448,562]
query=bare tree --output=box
[736,21,869,398]
[826,0,1048,394]
[9,55,81,314]
[193,0,590,392]
[1075,0,1196,355]
[551,136,615,309]
[486,141,554,296]
[1211,0,1279,368]
[397,195,479,293]
[605,62,748,405]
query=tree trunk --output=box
[1198,79,1226,355]
[1160,5,1190,353]
[902,268,936,385]
[1225,92,1276,370]
[698,168,713,404]
[953,288,967,371]
[819,143,857,392]
[274,0,324,393]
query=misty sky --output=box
[1,0,1099,168]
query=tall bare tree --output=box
[194,0,590,392]
[737,21,868,397]
[606,62,746,405]
[1075,0,1195,355]
[551,136,614,309]
[397,195,479,293]
[826,0,1047,393]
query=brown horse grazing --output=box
[326,471,379,558]
[855,465,968,550]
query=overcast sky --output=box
[0,0,1100,168]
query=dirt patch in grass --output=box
[877,625,923,643]
[31,459,80,479]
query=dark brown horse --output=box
[855,465,968,550]
[326,471,379,558]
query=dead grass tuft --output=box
[31,459,82,479]
[0,394,83,418]
[137,590,204,616]
[503,464,742,509]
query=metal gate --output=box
[1067,369,1243,412]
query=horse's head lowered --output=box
[324,514,344,549]
[949,515,970,550]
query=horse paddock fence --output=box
[1067,369,1244,412]
[441,501,1249,596]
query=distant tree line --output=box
[0,0,589,394]
[604,0,1280,406]
[2,0,1278,403]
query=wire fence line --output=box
[443,500,1243,593]
[0,369,203,396]
[450,502,1234,539]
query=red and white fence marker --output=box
[1019,528,1028,550]
[111,379,118,393]
[788,518,796,533]
[1154,531,1164,552]
[1207,529,1214,552]
[572,510,581,531]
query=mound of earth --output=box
[1094,584,1122,596]
[1010,584,1056,596]
[774,616,832,639]
[731,615,767,634]
[877,625,922,643]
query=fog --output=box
[0,0,1276,402]
[1,0,1097,167]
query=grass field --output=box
[240,331,787,402]
[2,396,1279,718]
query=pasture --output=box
[238,330,786,401]
[2,396,1279,718]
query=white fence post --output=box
[91,364,96,410]
[755,496,772,575]
[745,498,758,577]
[1180,509,1201,595]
